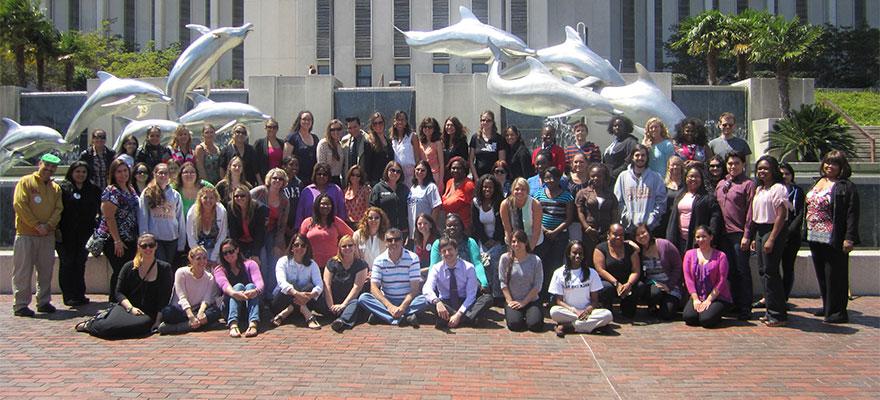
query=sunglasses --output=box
[139,242,157,249]
[709,164,722,169]
[136,170,149,175]
[221,248,237,256]
[385,237,402,243]
[233,193,248,199]
[93,135,106,140]
[388,169,402,174]
[330,127,343,132]
[493,169,506,174]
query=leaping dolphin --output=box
[112,117,180,152]
[395,6,533,59]
[486,41,617,118]
[1,118,73,175]
[535,26,626,86]
[598,63,686,129]
[166,23,254,119]
[65,71,172,142]
[176,94,271,137]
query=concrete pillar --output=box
[155,0,166,47]
[0,86,23,122]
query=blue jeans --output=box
[226,283,261,327]
[259,229,280,300]
[481,242,507,299]
[161,303,222,326]
[357,292,428,325]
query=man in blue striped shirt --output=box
[357,228,427,326]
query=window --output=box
[621,0,635,73]
[472,0,489,23]
[232,0,244,80]
[355,0,372,58]
[433,64,449,73]
[317,65,331,75]
[356,65,372,87]
[736,0,748,14]
[69,0,80,31]
[316,0,331,60]
[510,0,527,44]
[679,0,690,21]
[179,0,191,47]
[394,0,410,58]
[655,0,664,69]
[795,0,808,21]
[394,64,411,86]
[123,0,134,48]
[432,0,449,59]
[471,63,489,73]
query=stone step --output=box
[1,250,878,296]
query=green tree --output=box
[727,9,769,81]
[750,15,824,116]
[796,24,879,88]
[0,0,52,87]
[56,30,83,90]
[31,17,59,90]
[670,10,732,85]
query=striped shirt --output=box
[533,188,574,230]
[371,249,421,299]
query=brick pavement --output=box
[1,295,878,399]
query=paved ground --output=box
[1,295,878,399]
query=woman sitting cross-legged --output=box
[214,239,264,338]
[318,235,368,333]
[272,233,324,330]
[498,230,544,332]
[157,246,222,334]
[549,240,613,337]
[75,233,174,339]
[682,225,732,328]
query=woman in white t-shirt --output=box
[549,241,613,337]
[407,160,442,240]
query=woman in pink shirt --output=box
[682,225,731,328]
[300,193,354,268]
[214,239,264,338]
[745,156,791,327]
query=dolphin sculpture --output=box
[65,71,172,142]
[486,41,617,118]
[395,6,533,59]
[535,26,626,86]
[1,118,73,175]
[166,23,255,119]
[112,117,179,152]
[176,93,271,136]
[598,63,686,129]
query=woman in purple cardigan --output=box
[633,224,683,320]
[682,225,731,328]
[214,239,265,338]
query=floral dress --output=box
[806,185,833,244]
[97,185,139,242]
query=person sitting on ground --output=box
[272,233,324,330]
[632,224,683,321]
[682,225,732,328]
[357,228,427,326]
[593,223,642,321]
[319,235,369,333]
[549,240,613,337]
[214,239,263,338]
[157,246,221,335]
[423,236,494,330]
[429,213,489,291]
[498,230,544,332]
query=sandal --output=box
[271,314,285,327]
[75,320,90,333]
[229,325,241,338]
[244,324,259,338]
[307,316,321,330]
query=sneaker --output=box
[14,307,35,317]
[554,324,566,338]
[37,303,56,313]
[157,322,191,335]
[330,319,346,333]
[406,314,419,328]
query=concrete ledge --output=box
[1,250,878,296]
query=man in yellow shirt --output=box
[12,154,63,317]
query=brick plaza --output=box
[2,295,878,399]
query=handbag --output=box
[85,232,106,257]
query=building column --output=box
[155,0,165,47]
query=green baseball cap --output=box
[40,153,61,165]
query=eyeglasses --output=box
[233,193,248,199]
[221,248,237,256]
[292,242,307,249]
[139,242,157,249]
[493,169,506,174]
[385,237,402,243]
[330,127,343,132]
[388,169,402,174]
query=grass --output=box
[815,89,880,126]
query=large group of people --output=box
[10,110,860,340]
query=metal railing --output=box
[820,98,876,163]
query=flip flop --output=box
[229,325,241,338]
[244,324,259,337]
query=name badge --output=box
[34,195,42,204]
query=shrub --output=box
[766,103,855,162]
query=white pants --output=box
[550,305,612,333]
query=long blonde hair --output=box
[169,125,193,153]
[331,234,356,263]
[642,117,669,147]
[193,186,221,231]
[133,233,157,270]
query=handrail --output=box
[820,98,876,162]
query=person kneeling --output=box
[424,237,493,330]
[158,246,222,335]
[549,241,613,337]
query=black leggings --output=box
[103,239,137,302]
[504,300,544,332]
[638,283,680,320]
[683,300,728,328]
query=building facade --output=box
[42,0,879,88]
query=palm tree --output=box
[670,10,732,85]
[727,9,769,81]
[750,15,824,117]
[57,31,83,90]
[31,18,59,90]
[0,0,54,88]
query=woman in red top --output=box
[442,156,475,232]
[300,193,354,268]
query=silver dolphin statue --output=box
[177,93,271,136]
[65,71,172,142]
[535,26,626,86]
[1,118,73,175]
[112,117,180,152]
[395,6,533,59]
[598,63,686,129]
[486,42,617,118]
[166,23,255,119]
